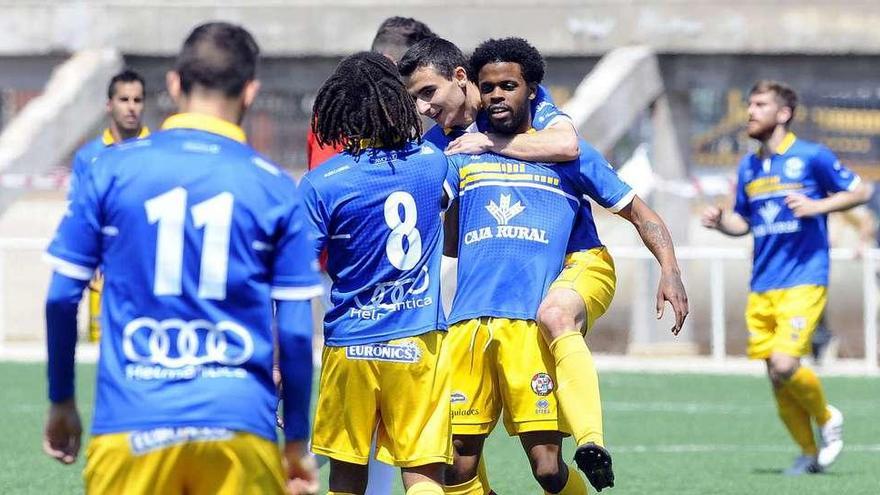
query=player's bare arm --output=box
[784,181,873,218]
[701,205,751,236]
[445,120,579,162]
[618,196,689,334]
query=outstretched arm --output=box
[617,196,689,334]
[444,121,579,162]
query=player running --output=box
[702,80,871,475]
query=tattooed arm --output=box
[617,196,689,334]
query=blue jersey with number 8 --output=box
[299,141,458,346]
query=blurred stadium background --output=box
[1,1,879,493]
[2,0,879,366]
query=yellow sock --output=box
[545,466,589,495]
[786,367,832,424]
[477,456,492,493]
[773,385,817,456]
[407,481,445,495]
[550,332,603,446]
[444,475,484,495]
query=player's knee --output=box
[445,457,479,485]
[529,452,565,492]
[537,293,584,340]
[769,355,799,380]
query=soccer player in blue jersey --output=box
[400,37,685,492]
[702,80,872,475]
[42,22,322,494]
[438,38,688,495]
[69,69,151,343]
[300,51,457,495]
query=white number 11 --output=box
[144,187,233,300]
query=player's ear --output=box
[528,83,537,100]
[777,105,793,126]
[242,79,261,110]
[454,66,468,88]
[166,71,182,105]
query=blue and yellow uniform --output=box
[734,132,862,358]
[447,140,633,435]
[425,88,620,334]
[70,126,151,342]
[299,141,458,467]
[46,113,321,494]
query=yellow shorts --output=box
[311,331,452,467]
[448,318,567,437]
[746,284,827,360]
[83,429,285,495]
[548,247,616,332]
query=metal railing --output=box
[1,238,877,371]
[611,245,879,371]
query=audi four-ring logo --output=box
[123,317,255,368]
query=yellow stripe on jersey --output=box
[745,176,803,197]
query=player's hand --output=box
[284,441,319,495]
[656,270,688,335]
[785,193,821,218]
[445,133,494,156]
[701,206,723,229]
[43,399,82,465]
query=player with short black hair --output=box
[439,37,687,494]
[371,16,437,64]
[43,21,322,494]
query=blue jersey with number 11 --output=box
[46,115,322,441]
[299,141,458,346]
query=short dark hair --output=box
[370,17,436,63]
[175,22,260,97]
[750,80,798,125]
[398,37,467,79]
[107,69,145,99]
[469,37,545,85]
[312,52,421,155]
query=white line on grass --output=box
[612,444,880,453]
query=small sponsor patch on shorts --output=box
[129,427,234,455]
[345,341,422,363]
[451,391,467,403]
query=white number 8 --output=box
[384,191,422,270]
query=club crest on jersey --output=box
[531,372,554,396]
[784,157,805,179]
[345,341,422,363]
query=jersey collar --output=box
[101,126,150,146]
[760,131,796,157]
[161,113,247,143]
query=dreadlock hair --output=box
[469,37,545,85]
[312,51,422,155]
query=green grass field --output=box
[2,362,878,494]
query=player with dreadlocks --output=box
[299,51,458,495]
[311,52,421,155]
